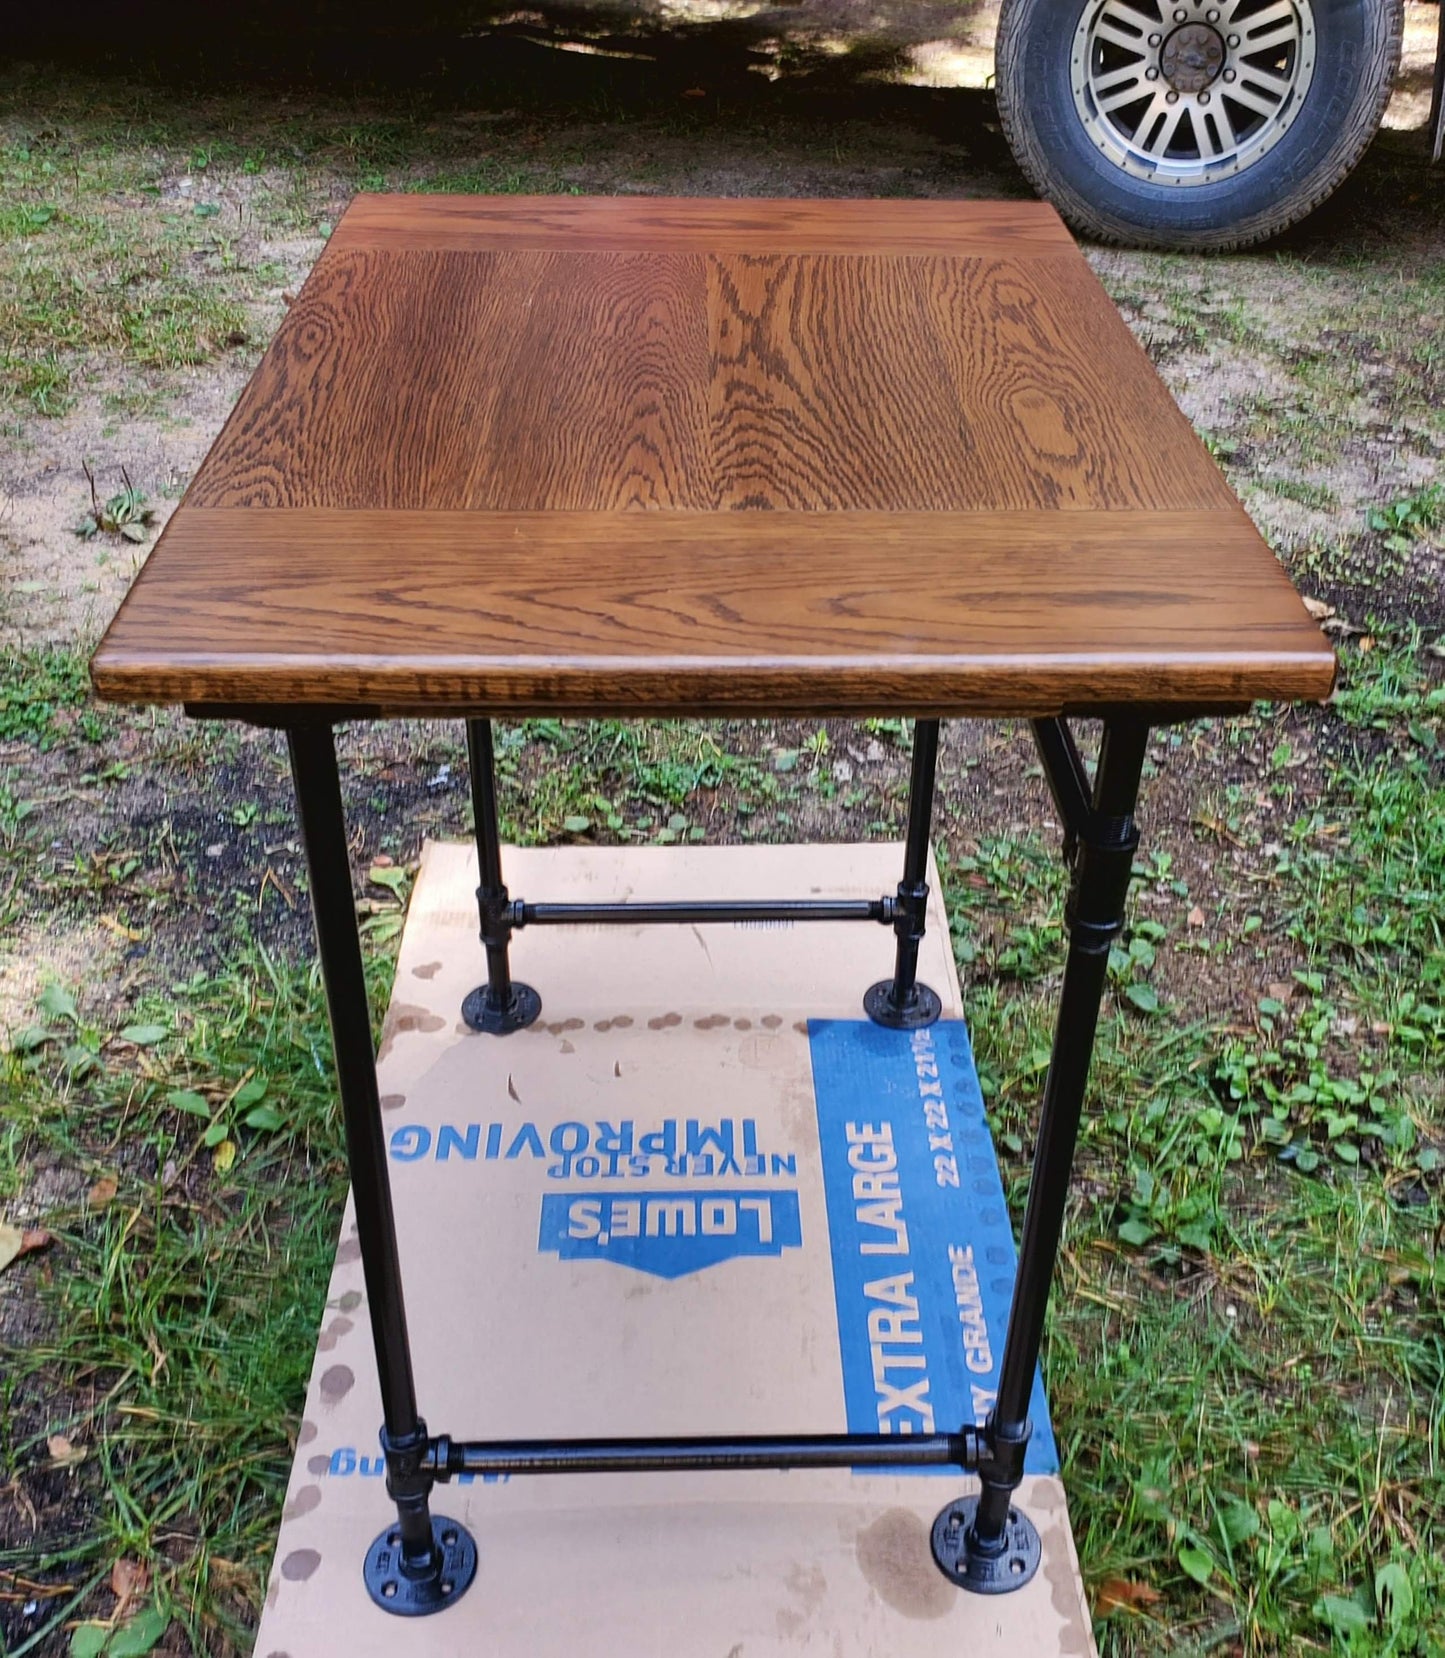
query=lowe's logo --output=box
[538,1190,802,1280]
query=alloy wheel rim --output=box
[1071,0,1317,185]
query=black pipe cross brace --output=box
[460,717,945,1035]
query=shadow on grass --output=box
[5,0,1442,257]
[5,0,994,125]
[1,0,1034,207]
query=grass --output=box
[1257,477,1342,514]
[2,640,1440,1656]
[497,719,770,843]
[0,648,107,749]
[0,949,375,1654]
[0,137,253,415]
[1,31,1443,1657]
[952,640,1445,1655]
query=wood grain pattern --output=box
[92,196,1333,719]
[703,254,1229,512]
[327,194,1079,256]
[91,508,1336,716]
[191,251,715,511]
[189,246,1232,514]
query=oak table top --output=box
[91,194,1334,720]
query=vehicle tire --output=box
[995,0,1403,250]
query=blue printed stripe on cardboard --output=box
[808,1018,1059,1476]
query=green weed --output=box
[0,648,99,748]
[1368,484,1444,552]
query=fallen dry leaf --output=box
[258,867,295,911]
[1302,596,1335,620]
[111,1555,150,1615]
[1187,906,1206,928]
[1192,811,1243,847]
[87,1174,119,1211]
[0,1224,53,1274]
[99,914,144,942]
[1095,1576,1164,1614]
[47,1433,87,1468]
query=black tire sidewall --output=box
[1004,0,1384,242]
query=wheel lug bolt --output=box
[1227,33,1240,46]
[1206,7,1220,18]
[1223,67,1236,80]
[1166,89,1179,102]
[1198,90,1211,103]
[1149,31,1162,44]
[1174,8,1187,20]
[1145,65,1160,79]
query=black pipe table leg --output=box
[932,716,1149,1594]
[287,725,479,1615]
[462,717,541,1034]
[865,718,944,1028]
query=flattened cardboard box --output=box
[257,842,1095,1657]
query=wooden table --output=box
[92,194,1334,1617]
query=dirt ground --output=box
[1,4,1443,1655]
